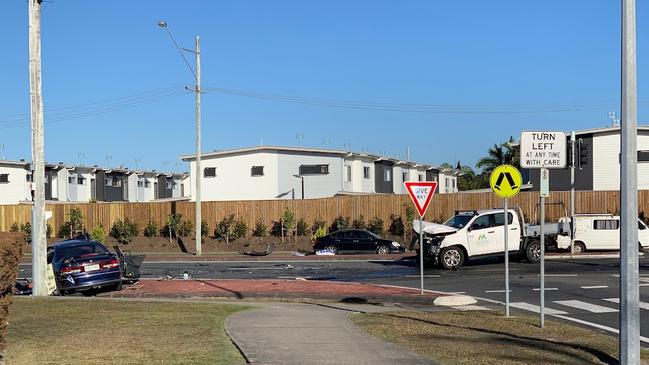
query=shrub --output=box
[214,215,236,244]
[20,223,31,244]
[178,220,193,237]
[91,225,106,243]
[201,221,209,237]
[282,208,296,232]
[311,225,327,242]
[57,208,84,238]
[270,220,283,237]
[110,218,139,244]
[46,223,52,238]
[388,214,405,236]
[330,216,350,232]
[252,219,268,237]
[144,221,158,237]
[352,215,366,230]
[10,223,19,232]
[404,204,416,239]
[161,213,182,240]
[367,216,384,235]
[233,220,247,239]
[296,218,309,236]
[312,218,326,233]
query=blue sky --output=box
[0,1,646,172]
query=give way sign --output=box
[404,181,438,217]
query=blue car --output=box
[47,239,123,295]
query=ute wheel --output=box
[525,240,541,263]
[572,241,586,254]
[377,244,391,255]
[439,246,465,270]
[324,245,338,255]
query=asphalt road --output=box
[18,254,649,344]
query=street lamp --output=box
[293,175,304,199]
[158,20,203,256]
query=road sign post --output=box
[521,131,566,328]
[404,181,438,295]
[490,165,522,317]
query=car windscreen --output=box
[443,215,474,229]
[56,244,109,261]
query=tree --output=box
[475,137,519,175]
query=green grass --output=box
[351,310,649,365]
[6,297,250,365]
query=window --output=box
[493,213,514,227]
[452,179,456,189]
[299,164,329,175]
[418,174,424,182]
[137,178,144,187]
[639,151,649,162]
[204,167,216,178]
[346,165,352,182]
[144,180,150,188]
[105,177,112,186]
[0,174,8,183]
[251,166,264,176]
[77,177,86,185]
[594,219,619,230]
[384,169,391,182]
[166,181,173,189]
[68,176,75,184]
[112,178,122,188]
[470,215,491,230]
[363,166,370,179]
[402,172,407,182]
[26,174,32,182]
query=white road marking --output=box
[640,284,649,287]
[447,292,466,295]
[603,298,649,310]
[485,290,512,293]
[553,315,649,344]
[581,285,609,289]
[533,288,559,291]
[403,275,441,278]
[509,302,567,315]
[539,274,578,277]
[553,300,618,313]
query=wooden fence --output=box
[0,190,646,235]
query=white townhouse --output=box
[0,160,31,204]
[181,146,459,201]
[524,125,649,191]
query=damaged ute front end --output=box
[411,221,458,266]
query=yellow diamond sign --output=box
[490,164,522,199]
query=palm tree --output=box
[476,137,519,175]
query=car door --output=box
[493,211,518,254]
[356,231,376,252]
[466,214,497,256]
[336,231,354,253]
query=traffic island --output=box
[351,310,649,365]
[102,279,445,304]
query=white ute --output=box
[414,208,570,269]
[556,214,649,253]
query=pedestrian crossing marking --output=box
[603,298,649,311]
[509,302,567,315]
[553,300,617,313]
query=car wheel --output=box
[525,240,541,263]
[573,241,586,254]
[113,281,123,292]
[439,246,465,270]
[376,244,391,255]
[324,245,338,255]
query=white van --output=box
[556,214,649,253]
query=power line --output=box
[202,86,584,114]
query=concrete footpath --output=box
[225,302,434,365]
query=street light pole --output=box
[620,0,639,362]
[28,0,47,296]
[158,21,202,256]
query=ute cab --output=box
[414,209,523,269]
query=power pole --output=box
[620,0,639,362]
[195,35,202,256]
[28,0,47,296]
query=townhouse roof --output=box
[180,145,458,173]
[0,159,187,178]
